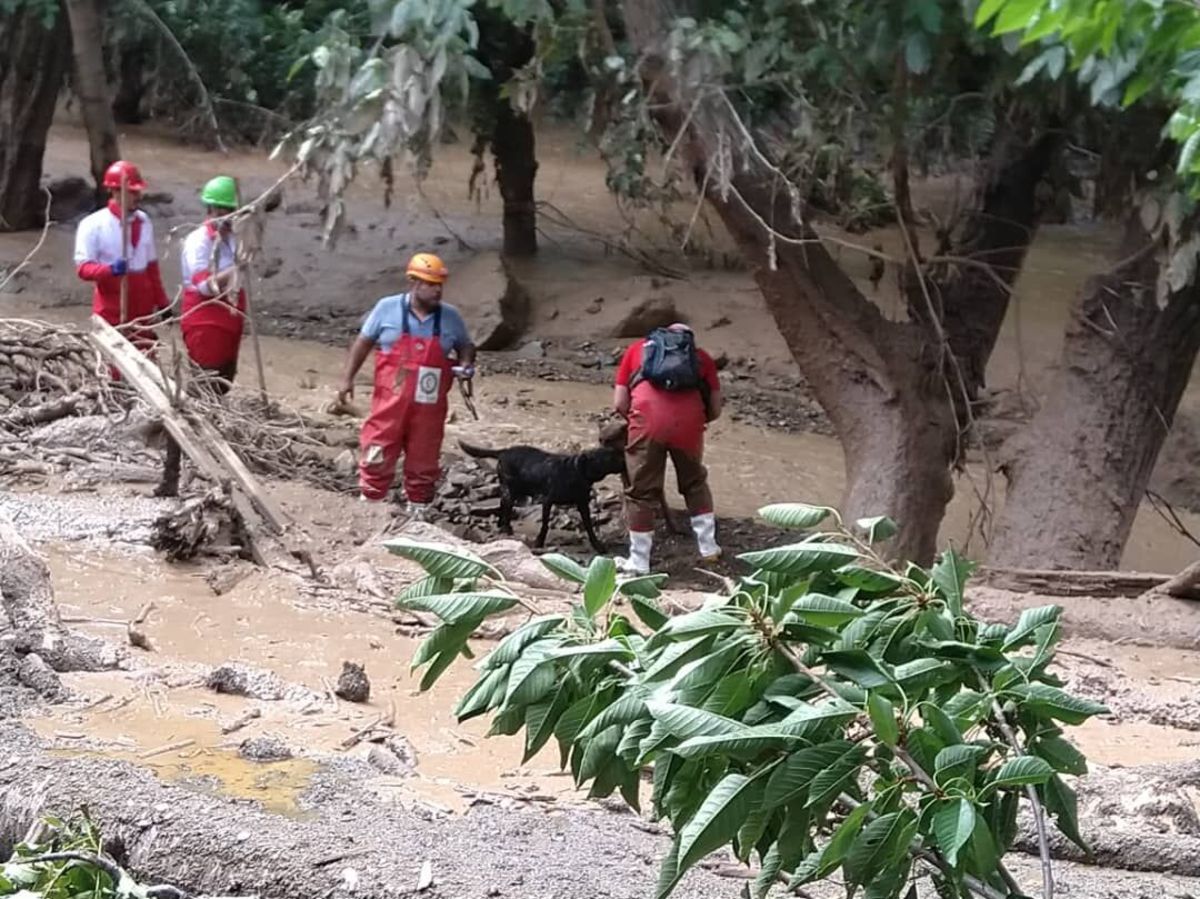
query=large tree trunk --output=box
[0,7,70,232]
[493,99,538,257]
[990,210,1200,569]
[473,9,538,257]
[63,0,120,195]
[619,0,1052,563]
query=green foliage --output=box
[0,812,163,899]
[1,0,58,28]
[975,0,1200,187]
[397,503,1105,899]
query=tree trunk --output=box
[0,7,70,232]
[63,0,120,194]
[618,0,1053,564]
[990,210,1200,569]
[493,100,538,257]
[912,128,1060,411]
[111,39,148,125]
[473,8,538,257]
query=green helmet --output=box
[200,175,239,210]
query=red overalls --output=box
[358,303,453,502]
[180,223,246,372]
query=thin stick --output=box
[120,172,130,326]
[239,263,269,404]
[139,738,195,759]
[0,189,53,293]
[978,673,1055,899]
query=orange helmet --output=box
[406,252,448,284]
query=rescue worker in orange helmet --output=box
[337,253,476,518]
[74,160,170,361]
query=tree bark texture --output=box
[618,0,1053,564]
[0,6,70,232]
[909,128,1060,413]
[63,0,121,194]
[990,211,1200,569]
[474,9,538,257]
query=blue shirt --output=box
[359,294,472,356]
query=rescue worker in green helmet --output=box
[157,175,245,496]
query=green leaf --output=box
[397,574,452,600]
[413,617,483,670]
[655,838,683,899]
[930,548,975,616]
[678,772,767,874]
[758,502,836,530]
[384,538,498,580]
[618,573,669,598]
[855,516,898,543]
[540,552,588,584]
[504,653,557,709]
[739,541,861,575]
[815,801,872,878]
[482,615,565,669]
[1042,773,1089,852]
[454,666,508,721]
[993,0,1042,35]
[1009,683,1109,724]
[578,692,647,741]
[584,556,618,618]
[1032,735,1088,776]
[631,595,669,629]
[524,685,571,762]
[934,744,988,786]
[974,0,1008,27]
[788,594,865,627]
[1002,604,1062,650]
[867,693,899,747]
[834,565,905,593]
[398,591,518,623]
[805,744,869,809]
[844,810,918,889]
[670,724,811,760]
[645,701,746,741]
[822,649,894,689]
[990,755,1054,789]
[765,740,856,809]
[555,691,611,763]
[578,724,623,783]
[655,608,744,641]
[933,798,976,866]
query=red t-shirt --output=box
[616,340,720,455]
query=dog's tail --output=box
[458,440,502,460]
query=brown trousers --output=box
[624,435,713,532]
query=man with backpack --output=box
[612,322,723,574]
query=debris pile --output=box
[150,486,245,561]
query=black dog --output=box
[458,440,624,553]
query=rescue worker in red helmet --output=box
[337,253,476,518]
[74,160,170,359]
[155,175,245,497]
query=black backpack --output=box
[635,327,702,391]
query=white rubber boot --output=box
[406,502,431,522]
[691,513,722,562]
[617,531,653,576]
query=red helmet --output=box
[103,160,148,192]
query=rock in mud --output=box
[367,736,418,777]
[206,663,317,703]
[611,296,681,338]
[45,177,95,222]
[238,735,293,762]
[335,661,370,703]
[17,653,66,701]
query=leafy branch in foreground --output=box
[0,812,219,899]
[388,504,1106,899]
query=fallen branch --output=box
[977,565,1171,597]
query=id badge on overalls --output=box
[414,365,441,404]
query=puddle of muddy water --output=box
[33,546,571,815]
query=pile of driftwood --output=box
[0,318,354,495]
